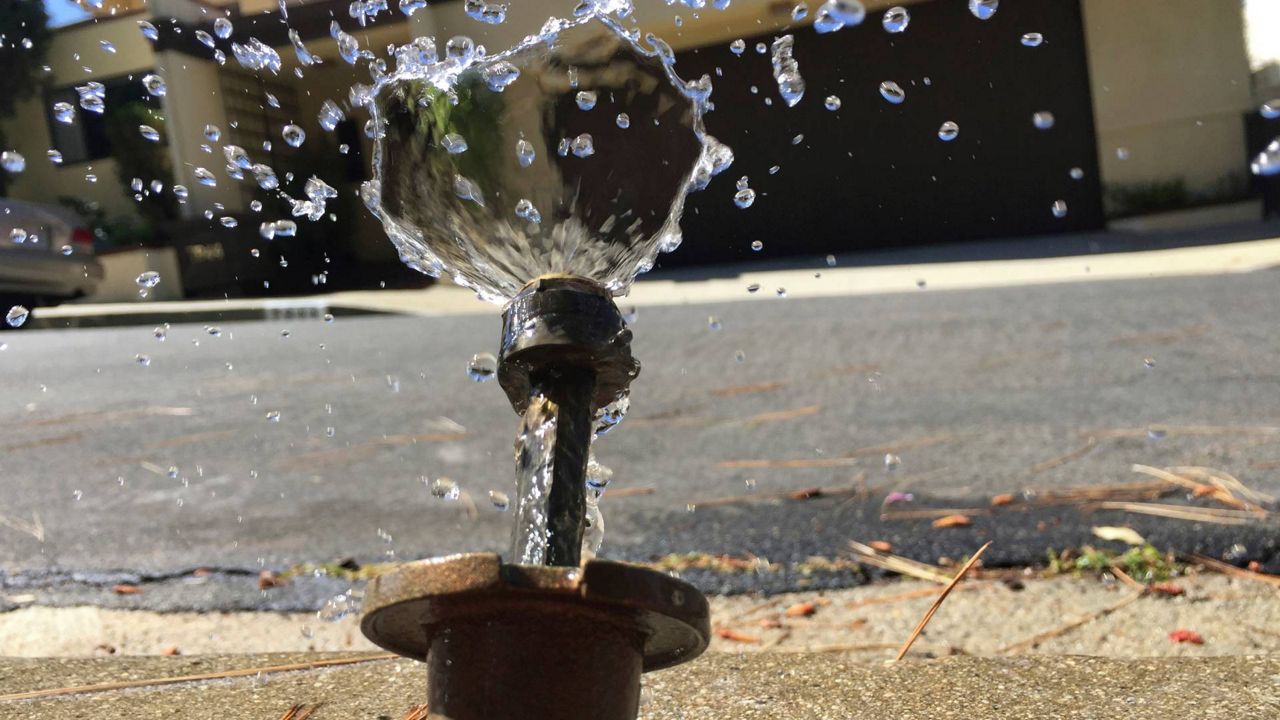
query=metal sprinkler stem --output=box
[498,275,639,567]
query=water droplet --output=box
[1033,111,1055,130]
[76,81,106,114]
[53,101,75,124]
[770,35,805,107]
[729,39,745,55]
[221,216,239,228]
[1251,139,1280,177]
[488,490,510,511]
[265,411,281,423]
[882,6,910,33]
[615,112,631,129]
[136,354,151,367]
[318,590,362,622]
[99,39,117,54]
[938,121,960,141]
[136,271,161,289]
[430,477,460,500]
[576,90,597,110]
[323,313,335,323]
[207,326,222,337]
[194,168,217,187]
[60,244,73,256]
[197,30,215,49]
[1069,167,1084,180]
[47,149,63,165]
[442,133,468,154]
[516,139,536,167]
[1021,32,1044,47]
[515,199,541,224]
[776,287,787,297]
[746,283,761,293]
[1,151,25,174]
[10,228,26,243]
[1261,100,1280,120]
[468,352,497,381]
[282,124,306,148]
[879,81,905,104]
[138,125,160,142]
[1051,199,1068,218]
[750,240,763,251]
[734,187,756,208]
[142,74,167,97]
[708,316,722,331]
[6,305,30,328]
[214,17,233,39]
[138,20,159,41]
[154,326,167,341]
[1116,147,1130,160]
[969,0,999,20]
[464,0,507,24]
[1143,357,1156,369]
[571,133,595,158]
[820,0,867,29]
[173,185,189,200]
[884,453,901,471]
[791,3,809,21]
[824,95,842,111]
[1147,427,1167,441]
[445,35,476,63]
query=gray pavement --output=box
[2,652,1277,719]
[2,269,1279,603]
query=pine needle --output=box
[0,654,397,703]
[892,541,991,662]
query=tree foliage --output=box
[0,0,52,119]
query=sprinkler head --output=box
[361,553,710,720]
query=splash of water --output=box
[363,1,732,303]
[509,396,559,565]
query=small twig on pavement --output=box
[1189,554,1280,589]
[0,654,397,703]
[280,704,323,720]
[843,584,984,610]
[1108,565,1145,592]
[1129,465,1251,510]
[892,541,992,662]
[401,705,431,720]
[847,541,954,584]
[998,591,1143,655]
[1092,501,1267,525]
[1028,437,1099,476]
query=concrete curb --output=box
[2,652,1276,718]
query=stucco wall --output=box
[1082,0,1254,196]
[2,13,158,221]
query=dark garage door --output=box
[665,0,1104,268]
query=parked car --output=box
[0,199,104,322]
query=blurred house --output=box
[0,0,1267,294]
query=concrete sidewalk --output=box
[30,231,1280,328]
[2,652,1276,718]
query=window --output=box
[44,73,157,165]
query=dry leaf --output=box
[112,584,141,595]
[991,493,1016,506]
[161,645,181,656]
[932,514,972,529]
[868,540,893,553]
[1168,629,1203,645]
[758,617,783,629]
[716,628,761,644]
[1091,525,1146,546]
[849,618,868,630]
[258,570,284,590]
[784,601,817,618]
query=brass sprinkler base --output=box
[360,554,710,720]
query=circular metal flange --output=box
[360,553,710,671]
[498,275,639,414]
